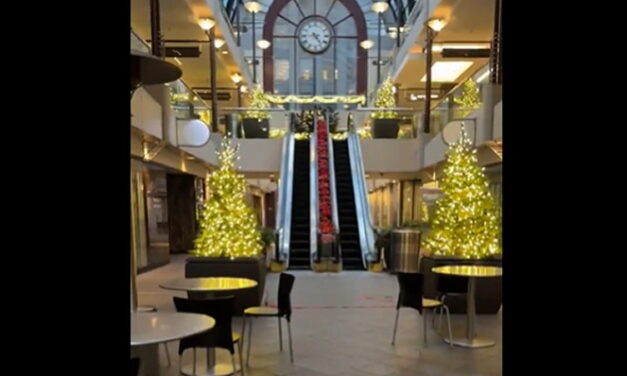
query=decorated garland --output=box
[317,119,334,236]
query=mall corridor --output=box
[137,256,502,376]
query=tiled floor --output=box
[136,255,502,376]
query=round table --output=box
[160,277,258,294]
[159,277,258,376]
[131,312,215,376]
[431,265,502,348]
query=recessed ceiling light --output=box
[432,43,491,53]
[421,61,473,82]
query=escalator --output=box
[288,140,311,269]
[332,140,365,270]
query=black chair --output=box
[391,272,453,347]
[131,358,140,376]
[243,273,295,366]
[434,275,468,326]
[173,296,245,375]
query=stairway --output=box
[288,140,311,270]
[332,140,365,270]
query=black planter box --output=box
[242,118,269,138]
[419,256,502,314]
[372,118,400,139]
[185,256,267,315]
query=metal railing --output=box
[275,131,295,265]
[347,131,378,267]
[309,120,318,267]
[326,114,341,264]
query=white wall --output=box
[183,134,284,173]
[361,139,422,172]
[131,87,163,139]
[493,100,502,139]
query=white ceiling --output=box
[394,0,495,101]
[131,0,244,88]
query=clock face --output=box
[298,17,332,54]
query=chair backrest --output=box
[173,296,235,354]
[278,273,295,321]
[396,272,425,313]
[436,275,468,296]
[131,358,140,376]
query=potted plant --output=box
[372,77,400,138]
[259,227,276,269]
[242,85,270,138]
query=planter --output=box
[372,118,400,139]
[185,256,267,315]
[242,118,269,138]
[420,256,502,314]
[264,244,274,269]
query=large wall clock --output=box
[297,16,333,54]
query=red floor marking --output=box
[291,305,395,309]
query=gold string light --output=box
[190,137,263,258]
[423,127,501,259]
[265,94,366,104]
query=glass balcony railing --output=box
[429,63,491,134]
[335,108,421,139]
[218,107,290,139]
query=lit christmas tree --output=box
[372,76,398,119]
[453,79,481,118]
[191,138,263,258]
[423,127,501,259]
[244,85,271,120]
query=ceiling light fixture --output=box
[371,1,389,14]
[230,73,243,84]
[427,18,446,32]
[432,42,491,53]
[257,39,271,49]
[244,1,262,13]
[198,18,216,31]
[360,40,374,49]
[420,61,474,82]
[214,38,226,48]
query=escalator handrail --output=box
[275,132,295,265]
[347,130,378,267]
[326,114,341,263]
[309,120,318,267]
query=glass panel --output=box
[327,2,350,25]
[317,45,335,95]
[273,37,295,94]
[334,38,357,94]
[298,57,314,95]
[334,16,356,36]
[131,160,148,269]
[298,0,315,17]
[401,181,413,225]
[413,181,422,222]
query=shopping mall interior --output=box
[130,0,503,375]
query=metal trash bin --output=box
[389,229,421,272]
